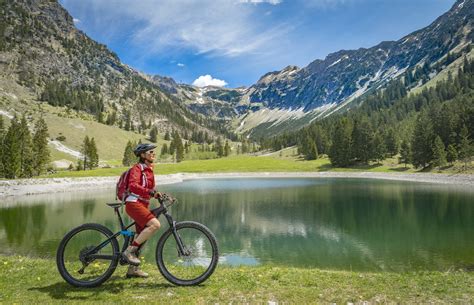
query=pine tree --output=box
[32,117,50,176]
[329,118,352,167]
[89,138,99,169]
[149,126,158,143]
[446,144,458,165]
[224,140,231,157]
[106,111,117,126]
[385,128,399,157]
[458,125,472,168]
[18,115,34,178]
[215,138,224,157]
[431,136,447,168]
[122,141,135,166]
[306,139,318,160]
[76,159,83,171]
[164,131,171,141]
[0,116,4,177]
[3,116,21,178]
[351,119,373,163]
[124,112,131,131]
[160,143,168,156]
[81,136,90,170]
[371,132,386,164]
[175,133,184,162]
[97,112,104,124]
[399,140,411,168]
[411,111,434,168]
[241,139,248,154]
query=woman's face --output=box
[142,150,156,163]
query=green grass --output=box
[0,255,472,303]
[40,155,473,178]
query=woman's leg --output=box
[133,218,161,245]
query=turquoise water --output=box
[0,178,473,272]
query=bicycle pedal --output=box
[119,258,128,266]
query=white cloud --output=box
[192,75,228,87]
[239,0,282,4]
[73,18,81,24]
[177,63,185,67]
[62,0,292,58]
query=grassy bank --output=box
[0,255,472,303]
[40,155,473,178]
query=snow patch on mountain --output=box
[0,110,14,119]
[327,55,349,68]
[236,107,305,133]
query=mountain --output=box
[220,0,473,137]
[248,0,473,109]
[2,0,472,153]
[0,0,227,139]
[149,75,247,119]
[150,0,473,138]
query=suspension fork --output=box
[164,212,188,256]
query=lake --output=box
[0,178,473,272]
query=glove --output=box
[149,190,162,199]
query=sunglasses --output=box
[146,150,155,155]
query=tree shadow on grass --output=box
[388,166,411,172]
[28,276,176,301]
[348,163,381,170]
[316,163,332,171]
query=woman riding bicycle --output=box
[122,143,161,278]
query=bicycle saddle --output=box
[106,202,123,208]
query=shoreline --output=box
[0,171,473,198]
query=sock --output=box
[132,241,140,247]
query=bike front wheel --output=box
[56,223,119,288]
[156,221,218,286]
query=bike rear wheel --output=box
[156,221,218,286]
[56,223,119,288]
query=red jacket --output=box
[127,162,155,202]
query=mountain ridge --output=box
[152,0,472,137]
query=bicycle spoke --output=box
[158,222,218,285]
[57,224,119,287]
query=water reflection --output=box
[0,178,473,271]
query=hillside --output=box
[0,0,233,164]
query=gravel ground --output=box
[0,172,473,198]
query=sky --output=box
[60,0,456,88]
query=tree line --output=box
[0,115,50,178]
[263,56,474,169]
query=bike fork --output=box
[165,213,188,256]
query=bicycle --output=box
[56,194,219,288]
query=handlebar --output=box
[157,193,178,208]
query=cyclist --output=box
[122,143,161,278]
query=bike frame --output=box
[85,200,187,262]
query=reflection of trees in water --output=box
[0,204,46,247]
[168,180,474,271]
[82,200,96,219]
[0,206,29,245]
[0,195,116,256]
[1,180,473,271]
[30,205,47,242]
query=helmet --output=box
[133,143,157,157]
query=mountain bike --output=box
[56,194,219,288]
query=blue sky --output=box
[60,0,455,88]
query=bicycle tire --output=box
[156,221,219,286]
[56,223,119,288]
